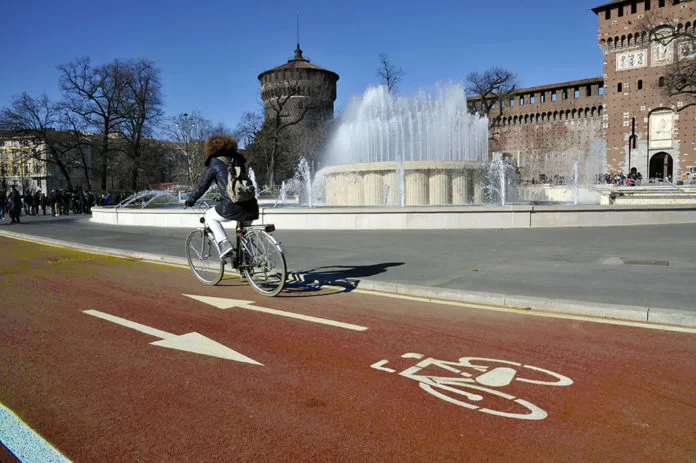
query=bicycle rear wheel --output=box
[185,229,224,285]
[241,229,286,296]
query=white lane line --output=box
[0,401,72,463]
[183,294,369,332]
[84,309,173,339]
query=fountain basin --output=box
[321,160,486,206]
[90,202,696,230]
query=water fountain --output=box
[116,188,186,209]
[316,83,490,206]
[90,85,696,230]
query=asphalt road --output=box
[1,239,694,461]
[1,214,694,325]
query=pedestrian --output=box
[33,190,41,215]
[8,185,22,223]
[40,192,47,215]
[24,190,33,215]
[0,189,5,220]
[54,189,62,216]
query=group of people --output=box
[0,187,96,224]
[606,167,644,186]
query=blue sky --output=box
[1,0,604,132]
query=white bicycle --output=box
[371,353,573,420]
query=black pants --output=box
[9,207,20,222]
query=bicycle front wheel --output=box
[241,229,287,296]
[185,229,224,285]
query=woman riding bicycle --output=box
[184,135,259,259]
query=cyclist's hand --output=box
[184,199,195,207]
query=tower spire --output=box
[293,15,304,61]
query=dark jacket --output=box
[8,189,21,212]
[189,153,259,222]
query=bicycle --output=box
[185,203,287,296]
[371,353,573,420]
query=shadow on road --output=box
[283,262,405,296]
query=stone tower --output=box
[258,45,339,135]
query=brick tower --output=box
[592,0,695,180]
[258,45,339,136]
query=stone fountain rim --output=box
[320,160,487,174]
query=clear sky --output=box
[1,0,604,133]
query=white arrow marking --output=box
[183,294,369,332]
[83,309,262,365]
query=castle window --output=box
[530,95,535,104]
[631,1,637,13]
[562,89,568,100]
[658,76,665,87]
[618,5,624,16]
[552,92,557,102]
[599,86,605,95]
[658,0,665,7]
[540,93,545,103]
[618,82,623,92]
[519,96,525,106]
[509,98,515,107]
[605,9,611,20]
[638,79,643,89]
[645,0,651,10]
[574,88,580,98]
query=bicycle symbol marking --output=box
[371,353,573,421]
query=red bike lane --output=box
[0,237,694,461]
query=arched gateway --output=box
[649,152,673,181]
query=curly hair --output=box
[203,135,238,157]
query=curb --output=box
[2,229,695,329]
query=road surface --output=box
[0,238,694,461]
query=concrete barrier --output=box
[90,203,696,230]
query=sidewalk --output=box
[1,214,695,327]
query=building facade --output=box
[1,137,48,193]
[487,77,606,183]
[484,0,694,183]
[0,132,93,194]
[594,0,695,181]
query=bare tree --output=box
[163,112,232,186]
[61,109,94,191]
[640,9,696,111]
[234,111,263,149]
[58,57,128,191]
[466,67,519,139]
[376,54,404,94]
[166,112,206,185]
[119,59,164,190]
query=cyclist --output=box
[184,135,259,258]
